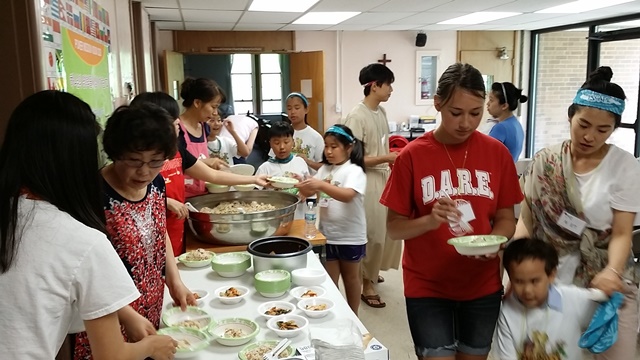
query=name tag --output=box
[557,210,586,236]
[184,178,194,185]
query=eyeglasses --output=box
[120,158,166,169]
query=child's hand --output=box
[224,120,235,133]
[121,311,157,342]
[167,198,188,219]
[296,177,324,193]
[387,151,398,164]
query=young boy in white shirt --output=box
[256,120,308,219]
[495,238,607,360]
[207,110,251,165]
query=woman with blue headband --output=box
[515,66,640,360]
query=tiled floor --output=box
[345,266,640,360]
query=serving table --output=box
[163,252,388,360]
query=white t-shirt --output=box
[208,135,238,165]
[256,156,309,219]
[314,161,367,245]
[495,285,604,360]
[0,197,140,359]
[269,126,325,174]
[219,115,258,146]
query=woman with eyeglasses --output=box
[72,105,196,360]
[486,82,527,161]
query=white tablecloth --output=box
[163,252,388,359]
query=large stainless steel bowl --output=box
[187,191,299,245]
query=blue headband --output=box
[325,126,354,143]
[573,89,625,116]
[286,92,308,107]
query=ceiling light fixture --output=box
[438,12,521,25]
[293,12,360,25]
[248,0,320,13]
[536,0,634,14]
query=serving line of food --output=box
[161,242,389,359]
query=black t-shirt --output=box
[178,142,197,171]
[177,122,210,151]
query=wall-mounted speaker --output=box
[415,33,427,47]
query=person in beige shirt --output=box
[343,63,402,308]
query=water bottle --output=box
[304,201,317,239]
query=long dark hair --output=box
[568,66,626,128]
[180,78,221,108]
[0,91,106,273]
[491,82,528,111]
[322,124,365,172]
[131,91,180,119]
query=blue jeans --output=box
[405,290,503,357]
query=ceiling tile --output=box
[311,0,388,12]
[370,24,428,30]
[419,24,463,30]
[153,21,185,30]
[482,13,565,25]
[181,9,242,23]
[325,24,376,30]
[184,22,236,30]
[178,0,249,10]
[427,0,516,13]
[370,0,452,12]
[486,0,579,13]
[341,12,415,25]
[145,8,182,21]
[139,0,179,8]
[392,11,468,25]
[237,11,302,23]
[233,23,288,30]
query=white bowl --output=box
[206,182,230,193]
[290,285,325,301]
[267,176,299,189]
[229,164,255,176]
[266,314,308,338]
[447,235,508,256]
[177,249,214,268]
[257,301,296,320]
[162,306,213,330]
[157,327,210,359]
[238,340,296,360]
[208,318,259,347]
[214,285,249,305]
[291,268,326,286]
[297,297,334,318]
[234,184,256,192]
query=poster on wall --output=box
[40,0,112,127]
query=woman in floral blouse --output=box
[515,66,640,360]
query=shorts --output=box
[325,244,366,262]
[405,290,503,357]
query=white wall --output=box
[141,7,154,91]
[295,30,458,128]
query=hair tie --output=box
[362,80,376,88]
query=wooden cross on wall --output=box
[378,54,392,66]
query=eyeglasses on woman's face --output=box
[120,158,166,169]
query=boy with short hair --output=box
[495,238,607,360]
[256,120,308,219]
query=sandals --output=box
[361,294,386,308]
[377,275,385,283]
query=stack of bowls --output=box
[210,252,251,277]
[254,269,291,298]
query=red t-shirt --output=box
[380,131,523,300]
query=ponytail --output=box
[350,138,366,173]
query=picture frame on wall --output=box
[415,51,441,106]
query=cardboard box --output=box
[364,338,389,360]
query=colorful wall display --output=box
[40,0,112,126]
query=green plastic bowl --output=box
[157,327,210,359]
[447,235,508,256]
[211,252,251,277]
[254,269,291,298]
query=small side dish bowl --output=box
[177,248,214,268]
[210,252,251,277]
[214,285,249,305]
[291,268,326,286]
[157,327,210,359]
[447,235,508,256]
[297,297,334,319]
[208,318,259,347]
[290,285,325,301]
[266,314,308,338]
[257,301,296,320]
[267,176,299,189]
[206,182,230,194]
[238,340,295,360]
[162,306,213,330]
[254,269,291,298]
